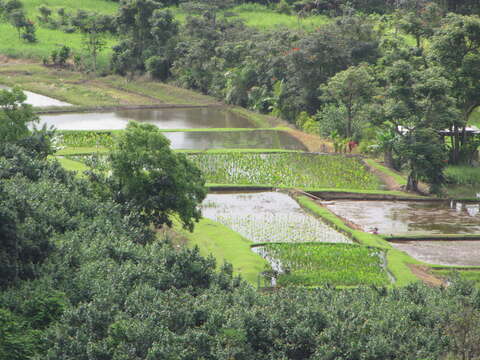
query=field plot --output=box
[392,241,480,267]
[254,243,390,287]
[190,153,380,189]
[201,192,351,244]
[39,108,255,130]
[323,200,480,235]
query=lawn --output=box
[256,243,390,287]
[169,3,330,31]
[189,153,382,189]
[176,218,269,286]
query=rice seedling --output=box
[189,153,381,189]
[201,192,351,244]
[256,243,390,287]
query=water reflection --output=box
[323,200,480,235]
[163,130,307,150]
[39,108,254,130]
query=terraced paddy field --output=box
[253,243,390,287]
[190,153,380,189]
[201,192,351,244]
[323,200,480,236]
[164,130,306,150]
[391,240,480,267]
[39,108,257,130]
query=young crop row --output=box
[56,131,115,148]
[189,153,381,189]
[256,243,390,287]
[201,192,351,244]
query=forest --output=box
[2,0,480,359]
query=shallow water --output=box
[163,130,307,150]
[39,108,254,130]
[392,240,480,266]
[323,200,480,235]
[0,85,71,107]
[201,192,350,243]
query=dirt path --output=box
[363,160,403,191]
[408,264,446,287]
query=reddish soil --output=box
[363,161,403,191]
[408,264,446,287]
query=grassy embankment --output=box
[364,158,408,187]
[175,218,269,286]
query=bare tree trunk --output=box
[406,172,418,192]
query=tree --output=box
[112,0,162,75]
[430,14,480,163]
[0,87,37,145]
[72,13,110,72]
[319,64,377,139]
[374,61,457,192]
[396,2,443,48]
[104,121,207,230]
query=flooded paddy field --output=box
[391,240,480,267]
[163,130,307,150]
[201,191,350,244]
[39,107,255,130]
[322,200,480,235]
[0,85,71,107]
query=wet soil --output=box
[323,200,480,235]
[393,241,480,267]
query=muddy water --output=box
[163,130,307,150]
[392,241,480,266]
[323,200,480,235]
[0,85,71,107]
[201,192,350,243]
[39,108,254,130]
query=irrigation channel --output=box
[9,86,480,285]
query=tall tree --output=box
[319,64,377,139]
[430,14,480,163]
[375,61,457,192]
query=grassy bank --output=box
[364,158,407,186]
[0,64,217,107]
[176,218,269,286]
